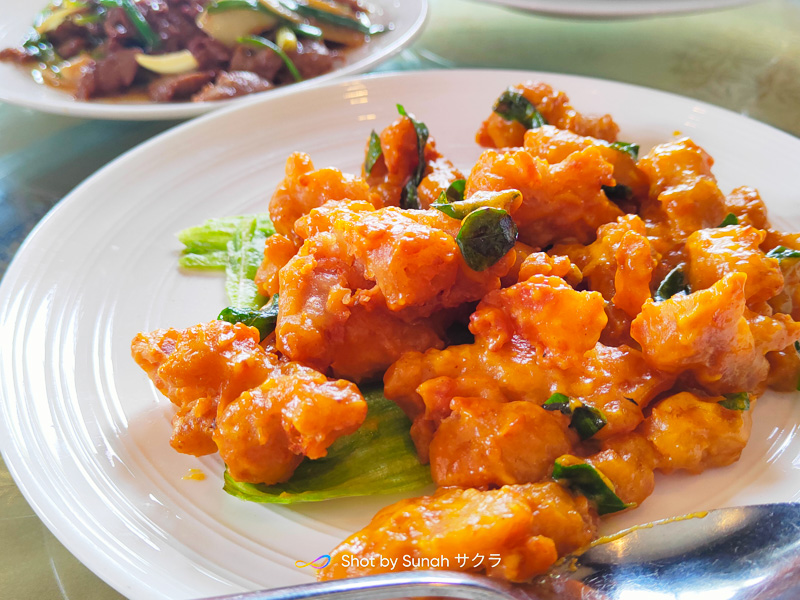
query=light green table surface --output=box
[2,0,800,597]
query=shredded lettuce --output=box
[222,387,432,504]
[177,214,274,309]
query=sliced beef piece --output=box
[139,0,206,53]
[229,45,283,81]
[187,35,231,69]
[103,6,138,46]
[284,40,337,81]
[47,21,90,58]
[192,70,273,102]
[76,48,141,99]
[148,70,215,102]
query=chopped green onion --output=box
[493,89,546,130]
[456,207,517,271]
[552,457,630,515]
[766,246,800,261]
[364,130,382,175]
[396,104,429,210]
[602,184,633,202]
[609,141,639,161]
[718,213,739,227]
[542,392,571,415]
[433,188,520,220]
[280,0,384,35]
[718,392,750,411]
[206,0,263,13]
[654,264,689,302]
[238,34,302,82]
[217,294,279,340]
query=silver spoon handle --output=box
[203,571,530,600]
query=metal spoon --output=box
[205,503,800,600]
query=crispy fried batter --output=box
[318,483,597,583]
[131,320,366,483]
[477,81,619,148]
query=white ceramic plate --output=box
[0,0,427,120]
[471,0,759,18]
[2,69,800,599]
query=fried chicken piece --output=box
[553,214,650,301]
[638,139,728,242]
[724,186,770,230]
[277,201,515,379]
[254,232,299,298]
[766,344,800,391]
[685,224,783,305]
[385,337,673,461]
[631,273,800,394]
[417,155,465,210]
[318,483,597,583]
[430,397,575,488]
[524,125,650,210]
[642,391,753,474]
[276,229,447,380]
[364,114,463,209]
[269,152,377,245]
[466,146,622,248]
[476,81,619,148]
[215,362,366,484]
[589,433,660,507]
[516,250,580,284]
[612,230,657,318]
[131,320,367,484]
[131,321,276,455]
[470,274,607,368]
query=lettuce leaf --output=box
[222,387,432,504]
[177,214,274,309]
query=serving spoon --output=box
[206,503,800,600]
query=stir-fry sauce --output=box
[132,81,800,582]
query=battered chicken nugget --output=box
[318,482,597,583]
[643,391,753,474]
[430,397,574,488]
[686,224,783,305]
[365,114,463,209]
[470,274,607,367]
[638,138,728,241]
[269,152,377,244]
[476,81,619,148]
[524,125,650,209]
[631,273,800,394]
[385,339,673,460]
[131,321,277,455]
[466,146,622,247]
[215,362,366,484]
[131,320,367,484]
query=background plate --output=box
[471,0,759,18]
[0,0,427,120]
[1,69,799,599]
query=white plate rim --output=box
[2,68,800,599]
[470,0,761,18]
[0,0,428,120]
